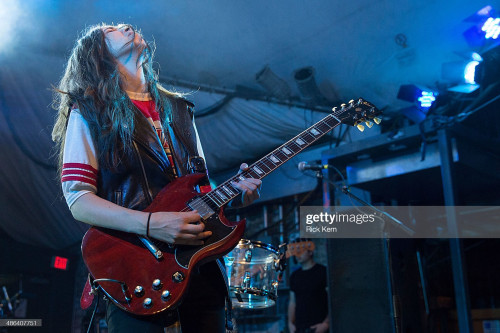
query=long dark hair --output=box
[52,23,179,173]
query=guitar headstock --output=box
[286,240,315,258]
[332,98,382,132]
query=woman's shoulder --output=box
[157,85,195,108]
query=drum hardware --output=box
[244,249,252,262]
[224,239,287,309]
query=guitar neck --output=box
[203,113,342,208]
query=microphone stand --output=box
[340,186,415,237]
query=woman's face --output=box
[102,24,144,60]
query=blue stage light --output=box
[417,91,437,108]
[397,85,437,109]
[464,61,479,84]
[463,6,500,47]
[442,53,482,93]
[482,17,500,39]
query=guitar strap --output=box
[171,97,236,332]
[169,97,208,176]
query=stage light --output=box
[397,84,438,109]
[482,17,500,39]
[0,0,22,54]
[255,65,291,100]
[464,61,480,84]
[417,91,436,108]
[473,44,500,87]
[442,53,482,93]
[463,6,500,48]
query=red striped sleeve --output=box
[61,163,97,187]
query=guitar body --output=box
[82,173,246,315]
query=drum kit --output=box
[224,239,286,309]
[224,238,314,309]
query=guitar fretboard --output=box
[203,112,342,208]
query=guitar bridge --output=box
[187,197,215,220]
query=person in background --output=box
[288,239,329,333]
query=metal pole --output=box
[438,129,472,333]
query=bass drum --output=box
[224,239,280,309]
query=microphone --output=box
[297,161,331,171]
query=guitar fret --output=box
[274,150,287,161]
[252,165,265,176]
[316,122,330,133]
[269,154,281,164]
[215,189,228,201]
[246,169,260,179]
[325,116,340,127]
[302,132,316,143]
[209,192,224,206]
[227,183,241,195]
[281,147,292,155]
[257,161,272,173]
[222,185,235,197]
[204,194,219,206]
[261,158,276,170]
[295,138,306,146]
[286,142,301,153]
[310,127,322,136]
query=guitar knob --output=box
[172,271,185,283]
[356,124,365,132]
[152,279,162,291]
[373,117,382,124]
[365,121,373,128]
[161,290,171,301]
[134,286,144,297]
[143,298,153,308]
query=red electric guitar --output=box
[81,98,381,315]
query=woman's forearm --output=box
[70,192,148,235]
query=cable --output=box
[86,293,100,333]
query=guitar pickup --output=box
[187,197,215,220]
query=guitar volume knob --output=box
[152,279,162,290]
[134,286,144,297]
[143,298,153,308]
[161,290,171,301]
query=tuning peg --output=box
[373,117,382,124]
[356,123,365,132]
[365,121,373,128]
[349,99,354,104]
[358,98,363,105]
[332,107,338,112]
[341,103,346,110]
